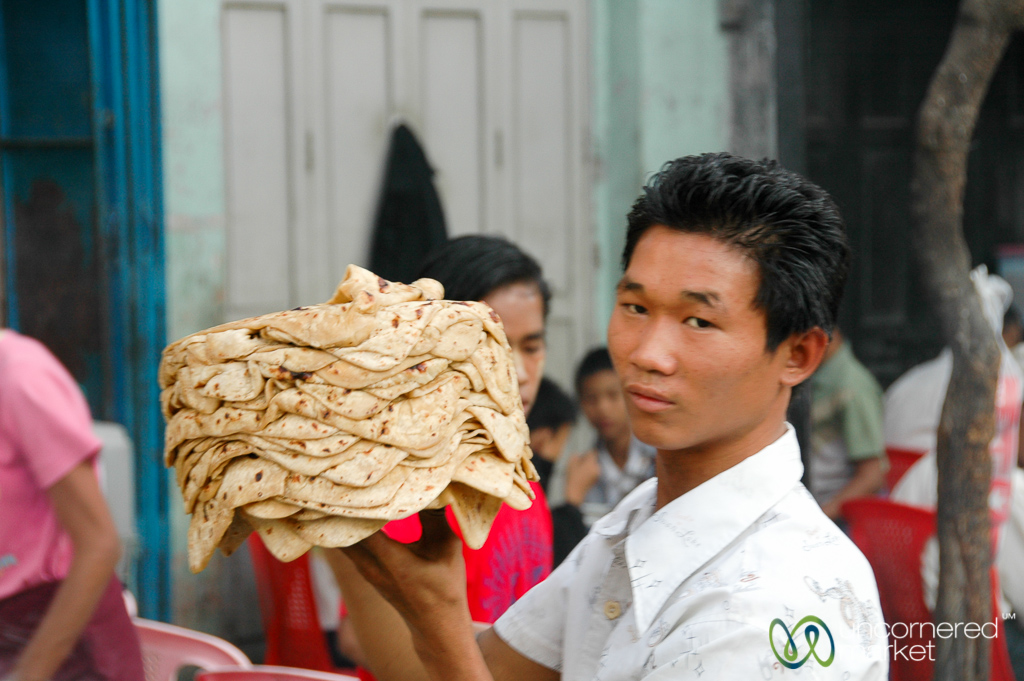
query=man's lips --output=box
[625,384,674,412]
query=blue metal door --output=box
[0,0,169,620]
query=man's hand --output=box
[340,510,492,681]
[342,509,467,628]
[564,449,601,507]
[331,510,561,681]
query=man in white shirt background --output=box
[332,152,889,681]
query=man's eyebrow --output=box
[682,290,722,308]
[617,277,642,292]
[619,277,722,308]
[524,330,546,342]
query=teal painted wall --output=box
[159,0,225,345]
[591,0,729,337]
[158,0,250,639]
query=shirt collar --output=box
[603,424,803,632]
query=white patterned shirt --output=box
[493,425,889,680]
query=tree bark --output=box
[910,2,1024,680]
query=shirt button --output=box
[604,600,622,620]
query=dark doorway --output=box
[792,0,1024,386]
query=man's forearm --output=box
[323,549,427,681]
[326,549,496,681]
[411,619,494,681]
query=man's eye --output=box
[519,338,545,355]
[623,303,647,315]
[684,317,712,329]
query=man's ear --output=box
[779,327,829,387]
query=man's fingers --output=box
[418,508,458,559]
[341,530,411,584]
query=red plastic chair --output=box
[884,447,926,492]
[842,497,1016,681]
[247,535,337,672]
[133,617,252,681]
[196,665,357,680]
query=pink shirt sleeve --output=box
[0,335,101,489]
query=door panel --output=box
[222,4,294,320]
[421,10,484,236]
[510,12,571,293]
[220,0,592,390]
[504,2,589,390]
[321,5,393,286]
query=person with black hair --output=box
[417,236,550,415]
[333,154,887,681]
[524,377,591,567]
[525,377,578,491]
[328,235,555,680]
[569,347,656,525]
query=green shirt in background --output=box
[809,341,886,506]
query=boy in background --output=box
[570,347,656,525]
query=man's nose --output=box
[630,320,678,375]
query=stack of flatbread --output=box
[161,265,537,573]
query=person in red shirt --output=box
[327,236,554,676]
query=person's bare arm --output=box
[323,547,421,681]
[564,449,601,507]
[823,457,886,519]
[335,615,369,670]
[11,462,120,681]
[331,511,558,681]
[477,628,558,681]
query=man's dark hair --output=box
[526,377,578,431]
[574,346,615,395]
[622,152,850,350]
[416,235,551,316]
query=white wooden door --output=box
[220,0,592,389]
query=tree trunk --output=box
[910,2,1024,680]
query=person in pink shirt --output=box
[0,329,143,681]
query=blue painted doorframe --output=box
[88,0,169,620]
[0,0,168,618]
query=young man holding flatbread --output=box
[335,153,889,680]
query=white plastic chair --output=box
[133,617,253,681]
[196,665,359,680]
